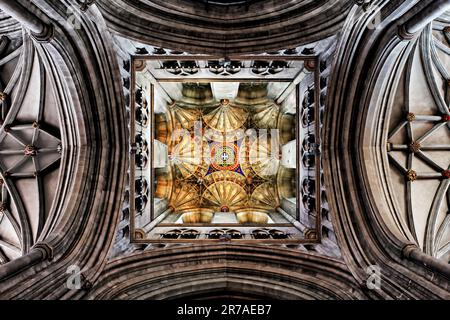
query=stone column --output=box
[0,0,52,41]
[400,0,450,39]
[0,242,52,282]
[276,206,306,233]
[143,207,174,234]
[402,244,450,279]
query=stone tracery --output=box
[0,0,447,300]
[386,22,450,262]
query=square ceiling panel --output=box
[129,54,322,244]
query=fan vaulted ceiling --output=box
[0,0,448,301]
[125,47,329,245]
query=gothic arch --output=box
[324,0,450,299]
[0,1,127,299]
[84,245,367,300]
[96,0,353,54]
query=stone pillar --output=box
[276,207,306,233]
[143,207,174,234]
[400,0,450,39]
[402,244,450,278]
[0,0,52,41]
[0,242,52,282]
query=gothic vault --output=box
[0,0,449,300]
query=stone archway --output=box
[84,245,368,300]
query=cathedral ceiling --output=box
[124,46,332,246]
[164,89,286,214]
[324,0,450,298]
[0,21,62,264]
[387,22,450,262]
[0,0,448,300]
[96,0,353,54]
